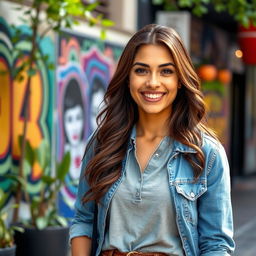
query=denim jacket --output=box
[70,132,235,256]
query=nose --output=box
[146,73,160,88]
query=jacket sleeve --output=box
[197,142,235,255]
[69,135,96,241]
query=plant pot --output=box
[14,226,69,256]
[0,245,16,256]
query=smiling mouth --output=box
[141,92,166,101]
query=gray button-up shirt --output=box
[102,130,184,256]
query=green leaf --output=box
[19,17,28,24]
[27,68,36,77]
[25,140,35,167]
[178,0,193,8]
[101,19,115,27]
[55,215,68,227]
[36,140,50,170]
[12,226,24,233]
[47,62,55,70]
[152,0,164,5]
[0,189,8,208]
[84,2,99,12]
[17,75,25,82]
[215,3,226,12]
[100,29,106,40]
[56,151,71,182]
[41,175,55,185]
[3,174,26,188]
[0,70,7,76]
[36,217,48,230]
[192,5,208,16]
[23,9,32,16]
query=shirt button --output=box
[190,192,195,198]
[155,153,160,157]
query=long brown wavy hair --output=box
[83,24,216,203]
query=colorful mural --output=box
[57,30,123,217]
[202,81,230,153]
[0,17,54,198]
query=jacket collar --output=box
[172,140,197,153]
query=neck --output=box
[136,112,170,139]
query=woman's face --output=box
[129,44,179,118]
[64,105,84,146]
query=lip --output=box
[140,91,166,102]
[73,134,79,140]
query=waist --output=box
[101,249,168,256]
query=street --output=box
[232,176,256,255]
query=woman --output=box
[70,24,235,256]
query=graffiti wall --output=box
[56,30,123,217]
[202,81,230,152]
[0,17,54,200]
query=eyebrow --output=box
[132,62,175,68]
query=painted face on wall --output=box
[90,89,105,131]
[129,44,179,119]
[90,78,106,132]
[64,105,84,146]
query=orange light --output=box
[235,50,243,58]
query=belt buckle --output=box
[127,251,142,256]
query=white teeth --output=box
[144,93,163,99]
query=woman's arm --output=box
[198,142,235,255]
[71,236,92,256]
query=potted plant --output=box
[0,188,23,256]
[11,0,114,224]
[14,139,71,256]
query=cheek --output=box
[129,86,137,102]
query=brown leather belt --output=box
[101,249,168,256]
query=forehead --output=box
[133,44,173,63]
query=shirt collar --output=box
[128,125,196,153]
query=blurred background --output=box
[0,0,255,255]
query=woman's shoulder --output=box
[201,132,226,157]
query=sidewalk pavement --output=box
[232,176,256,256]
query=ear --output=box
[178,82,182,89]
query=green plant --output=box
[0,189,23,248]
[152,0,256,26]
[19,139,71,229]
[11,0,113,223]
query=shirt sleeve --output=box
[197,142,235,255]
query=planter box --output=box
[14,226,69,256]
[0,245,16,256]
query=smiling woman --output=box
[70,24,235,256]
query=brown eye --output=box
[134,68,148,74]
[161,68,173,75]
